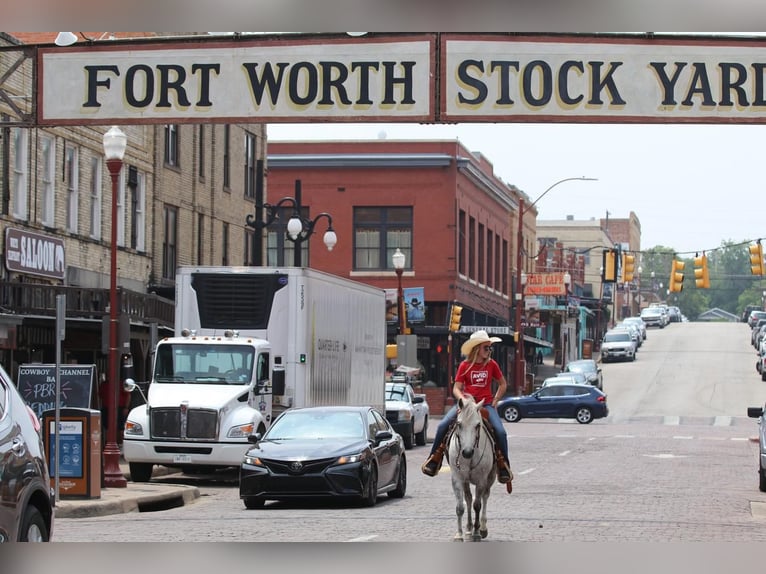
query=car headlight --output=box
[124,420,144,436]
[396,409,413,422]
[228,422,255,438]
[336,451,369,465]
[243,454,264,466]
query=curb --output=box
[54,483,200,519]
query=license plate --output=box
[173,454,192,464]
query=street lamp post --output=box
[392,248,407,335]
[102,126,128,488]
[245,179,336,267]
[513,177,597,396]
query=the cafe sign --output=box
[524,272,567,296]
[4,228,66,281]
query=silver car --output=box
[747,404,766,492]
[564,359,603,390]
[0,364,54,542]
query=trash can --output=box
[41,408,102,499]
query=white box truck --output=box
[123,266,386,481]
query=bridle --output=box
[453,408,490,472]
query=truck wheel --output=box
[402,423,415,449]
[244,496,265,509]
[129,462,154,482]
[19,506,48,542]
[415,416,428,446]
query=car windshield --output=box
[154,343,255,385]
[604,332,631,342]
[265,410,365,440]
[385,383,408,400]
[567,362,594,373]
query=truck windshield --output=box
[154,343,255,385]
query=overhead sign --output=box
[525,272,568,296]
[39,36,434,125]
[34,33,766,125]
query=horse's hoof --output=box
[480,529,488,539]
[471,533,482,542]
[453,533,464,542]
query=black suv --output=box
[0,364,54,542]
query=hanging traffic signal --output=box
[694,253,710,289]
[749,242,765,276]
[669,259,685,293]
[621,253,636,283]
[448,304,463,332]
[602,249,618,283]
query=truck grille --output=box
[151,407,219,440]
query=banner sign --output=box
[36,33,766,125]
[524,272,567,296]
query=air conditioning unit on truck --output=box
[123,266,387,482]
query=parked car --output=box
[601,329,637,363]
[539,373,587,389]
[563,359,603,390]
[0,364,54,542]
[640,307,665,328]
[667,306,682,323]
[239,405,406,509]
[498,382,608,424]
[384,381,429,449]
[747,404,766,492]
[618,322,642,348]
[622,316,647,340]
[748,310,766,329]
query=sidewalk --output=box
[54,458,200,519]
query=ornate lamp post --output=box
[102,126,128,488]
[392,248,407,335]
[245,180,336,267]
[513,177,597,396]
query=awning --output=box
[522,334,554,348]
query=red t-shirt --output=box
[454,359,502,404]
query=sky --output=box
[268,121,764,257]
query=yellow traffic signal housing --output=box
[621,253,635,283]
[449,304,463,332]
[749,242,764,276]
[602,249,618,283]
[669,259,685,293]
[694,254,710,289]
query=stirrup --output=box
[421,455,441,477]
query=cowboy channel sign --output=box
[28,33,766,127]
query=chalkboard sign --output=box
[17,364,96,419]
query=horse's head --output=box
[454,396,486,459]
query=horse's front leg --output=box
[462,483,475,541]
[471,488,485,541]
[452,478,466,542]
[478,486,490,539]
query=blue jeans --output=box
[429,403,509,463]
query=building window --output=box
[162,205,178,280]
[222,222,229,266]
[197,213,205,264]
[458,209,466,276]
[267,206,309,266]
[40,135,56,227]
[1,119,10,215]
[478,223,485,285]
[128,167,145,252]
[164,124,179,167]
[495,235,501,291]
[198,124,205,180]
[89,156,102,240]
[468,216,476,280]
[244,227,253,265]
[64,144,79,233]
[223,124,230,189]
[244,132,257,199]
[353,207,412,270]
[12,127,28,221]
[502,239,508,294]
[487,229,493,290]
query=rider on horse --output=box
[421,330,513,484]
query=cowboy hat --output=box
[460,330,502,356]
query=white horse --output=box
[446,396,496,541]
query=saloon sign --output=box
[35,33,766,126]
[4,228,66,281]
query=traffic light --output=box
[669,259,685,292]
[621,253,635,283]
[750,242,765,276]
[449,304,463,332]
[602,249,618,283]
[694,253,710,288]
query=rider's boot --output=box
[421,439,447,477]
[496,449,513,485]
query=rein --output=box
[453,413,491,472]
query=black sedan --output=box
[498,382,609,424]
[239,405,406,509]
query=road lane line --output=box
[559,450,571,456]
